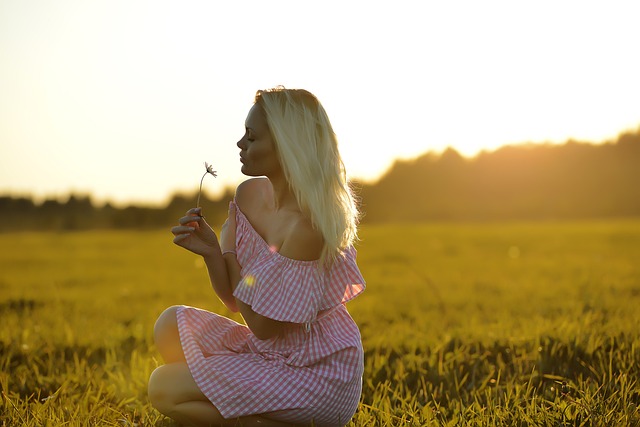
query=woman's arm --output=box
[224,250,288,340]
[171,207,237,312]
[236,298,289,340]
[202,251,239,312]
[219,202,289,339]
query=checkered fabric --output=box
[177,202,366,426]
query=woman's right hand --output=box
[171,207,219,257]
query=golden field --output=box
[1,220,639,426]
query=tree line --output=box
[2,127,639,231]
[357,127,640,222]
[0,190,236,232]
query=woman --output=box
[148,88,366,426]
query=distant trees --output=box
[2,127,639,231]
[357,127,640,222]
[1,189,235,232]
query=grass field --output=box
[1,220,639,426]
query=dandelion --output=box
[197,162,217,207]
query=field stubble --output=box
[1,220,639,426]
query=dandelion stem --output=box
[197,162,216,207]
[197,172,207,207]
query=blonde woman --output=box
[148,88,366,426]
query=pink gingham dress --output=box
[176,201,366,426]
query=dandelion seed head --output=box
[204,162,217,177]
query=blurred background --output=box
[2,4,640,424]
[1,0,639,227]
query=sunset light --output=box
[1,0,638,206]
[2,3,640,424]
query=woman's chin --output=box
[240,164,264,177]
[240,166,259,177]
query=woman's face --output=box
[237,104,281,177]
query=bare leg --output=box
[154,305,186,363]
[148,362,298,427]
[148,362,224,425]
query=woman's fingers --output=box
[173,233,190,244]
[171,225,196,236]
[179,207,210,230]
[178,215,202,226]
[171,207,220,256]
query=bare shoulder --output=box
[235,178,271,211]
[279,215,324,262]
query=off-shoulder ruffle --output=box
[231,201,365,323]
[320,245,365,309]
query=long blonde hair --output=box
[255,87,359,263]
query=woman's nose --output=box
[237,138,245,149]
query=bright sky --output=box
[1,1,639,206]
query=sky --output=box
[1,1,639,207]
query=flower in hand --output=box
[197,162,217,207]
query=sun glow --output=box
[1,1,638,204]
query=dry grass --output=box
[1,220,639,426]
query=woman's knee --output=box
[154,305,186,363]
[154,305,181,342]
[148,363,218,421]
[148,365,174,415]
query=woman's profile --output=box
[148,87,366,426]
